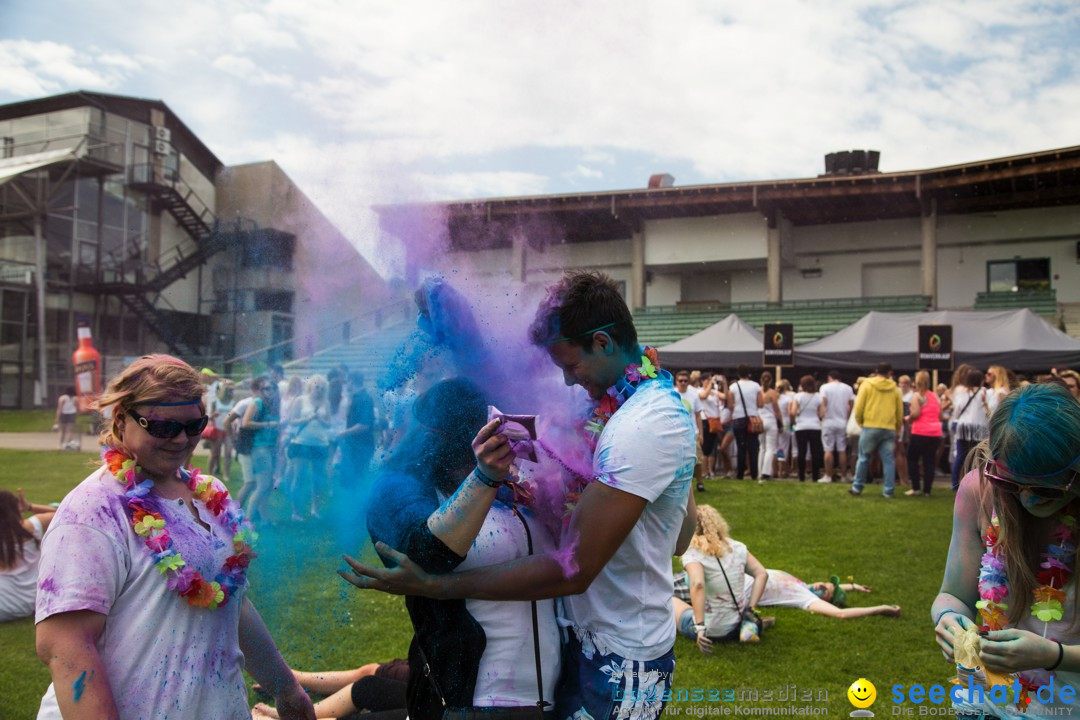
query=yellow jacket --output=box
[854,376,903,432]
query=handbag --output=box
[734,382,764,434]
[707,417,723,434]
[715,558,763,642]
[415,508,549,720]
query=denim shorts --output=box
[677,608,697,639]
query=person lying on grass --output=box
[252,658,407,720]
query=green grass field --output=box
[0,446,958,719]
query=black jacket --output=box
[367,470,486,720]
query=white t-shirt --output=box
[730,380,761,419]
[744,569,822,611]
[230,396,254,420]
[793,392,822,431]
[676,388,703,436]
[564,376,695,660]
[819,381,855,429]
[698,388,723,419]
[951,387,991,440]
[35,467,249,720]
[0,515,43,622]
[457,504,560,707]
[681,541,749,638]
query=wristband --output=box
[694,623,706,635]
[1047,641,1064,671]
[935,608,963,626]
[471,466,505,488]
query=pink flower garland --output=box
[103,447,257,610]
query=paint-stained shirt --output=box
[35,467,249,720]
[565,372,695,660]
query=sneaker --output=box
[848,488,862,497]
[883,492,895,499]
[816,477,833,483]
[696,482,706,492]
[903,489,918,496]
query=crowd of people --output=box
[670,362,1080,499]
[197,365,378,525]
[3,268,1080,720]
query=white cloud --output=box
[211,54,295,88]
[571,165,604,181]
[411,171,549,201]
[0,39,134,96]
[4,0,1079,273]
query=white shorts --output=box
[822,425,847,452]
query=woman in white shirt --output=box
[789,375,826,482]
[728,364,764,481]
[757,372,783,482]
[673,504,768,653]
[949,367,992,491]
[0,489,53,622]
[698,374,730,478]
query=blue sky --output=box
[2,0,1078,275]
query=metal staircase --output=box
[75,163,256,357]
[118,293,199,358]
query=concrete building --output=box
[377,146,1080,347]
[0,91,388,408]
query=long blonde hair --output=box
[96,355,205,452]
[690,504,733,557]
[988,365,1016,394]
[973,384,1080,628]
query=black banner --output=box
[763,323,794,367]
[918,325,953,370]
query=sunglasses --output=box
[982,460,1078,500]
[128,408,209,439]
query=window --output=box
[239,229,295,270]
[987,258,1050,292]
[253,291,293,313]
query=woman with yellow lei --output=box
[34,355,314,720]
[933,383,1080,718]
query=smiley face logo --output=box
[929,334,942,351]
[772,331,785,347]
[847,678,877,709]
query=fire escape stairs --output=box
[80,169,256,358]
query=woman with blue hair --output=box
[933,383,1080,718]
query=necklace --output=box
[582,346,662,440]
[562,347,664,518]
[103,447,256,610]
[977,509,1075,691]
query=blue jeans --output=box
[853,427,897,496]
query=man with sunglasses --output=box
[933,383,1080,719]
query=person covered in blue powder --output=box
[933,383,1080,719]
[343,270,697,720]
[364,378,561,720]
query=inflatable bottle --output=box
[72,325,102,413]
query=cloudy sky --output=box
[2,0,1078,275]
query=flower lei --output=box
[583,346,661,439]
[563,347,662,518]
[103,447,257,610]
[977,509,1076,692]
